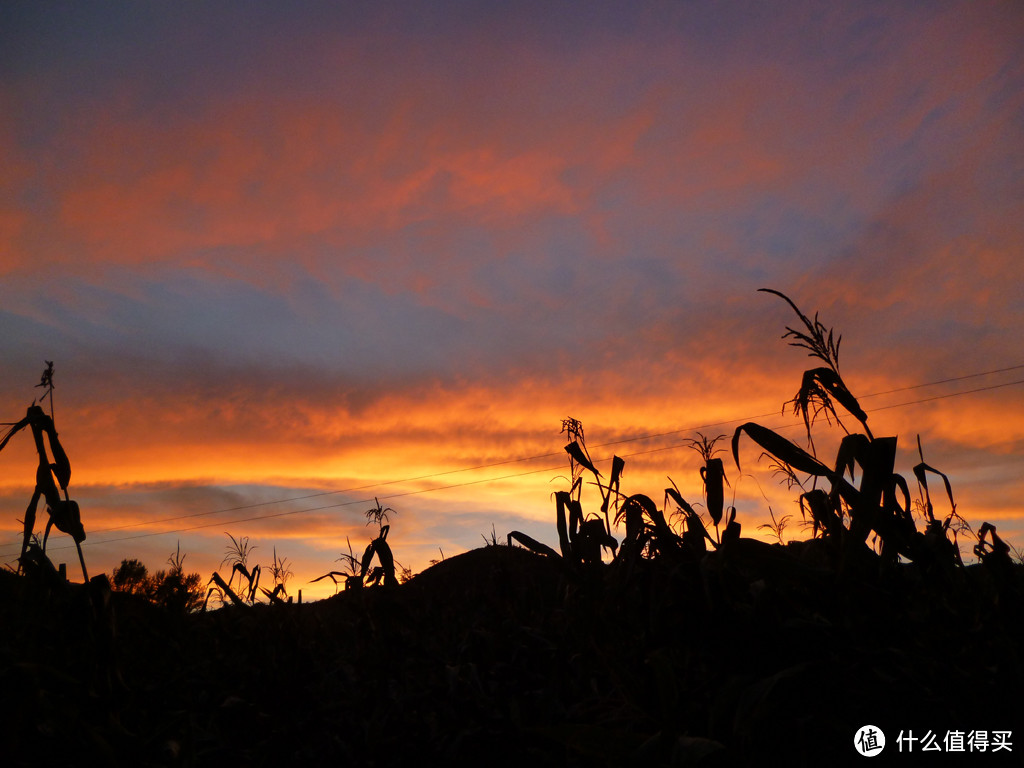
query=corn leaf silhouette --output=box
[799,489,841,538]
[792,366,870,438]
[565,440,600,478]
[599,455,625,515]
[700,457,727,526]
[913,461,956,523]
[732,422,832,478]
[664,485,696,516]
[506,531,559,558]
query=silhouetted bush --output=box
[111,549,204,613]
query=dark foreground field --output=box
[3,542,1023,767]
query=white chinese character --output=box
[945,730,966,752]
[898,730,918,752]
[921,730,942,752]
[855,725,885,756]
[992,731,1013,752]
[969,730,989,752]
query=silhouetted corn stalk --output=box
[561,417,619,542]
[758,288,872,447]
[757,508,793,544]
[0,363,88,581]
[206,571,245,608]
[313,502,401,591]
[359,523,397,587]
[665,479,715,553]
[311,537,363,592]
[975,522,1012,566]
[732,289,1001,570]
[510,420,619,567]
[615,492,682,562]
[220,533,260,602]
[260,547,293,603]
[686,433,733,542]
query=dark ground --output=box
[3,542,1023,767]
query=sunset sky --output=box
[2,1,1022,601]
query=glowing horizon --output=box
[2,1,1022,600]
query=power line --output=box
[8,425,805,556]
[10,463,567,554]
[9,374,1024,561]
[2,368,1022,558]
[865,378,1024,412]
[590,363,1024,447]
[50,364,1024,535]
[857,363,1024,399]
[4,368,1022,546]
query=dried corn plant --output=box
[759,288,872,450]
[313,500,401,591]
[731,289,1000,569]
[0,362,89,581]
[757,508,793,545]
[220,533,260,603]
[365,497,395,528]
[664,478,714,553]
[260,546,293,603]
[361,498,398,586]
[311,536,364,592]
[358,523,397,587]
[615,490,684,562]
[509,419,619,568]
[686,432,734,543]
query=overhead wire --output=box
[857,363,1024,398]
[2,367,1022,558]
[5,425,815,555]
[40,364,1024,535]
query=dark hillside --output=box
[3,543,1023,767]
